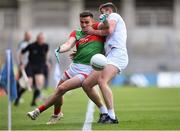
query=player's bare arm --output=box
[106,19,116,34]
[84,26,109,36]
[96,18,117,35]
[84,16,116,37]
[58,37,76,53]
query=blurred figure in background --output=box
[18,32,50,106]
[14,31,32,106]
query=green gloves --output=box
[99,14,108,22]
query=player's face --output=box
[80,16,93,32]
[25,32,32,42]
[100,7,113,14]
[37,34,45,44]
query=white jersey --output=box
[105,13,127,55]
[105,13,128,71]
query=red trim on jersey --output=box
[69,30,76,38]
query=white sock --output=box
[99,106,108,114]
[108,109,115,119]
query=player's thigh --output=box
[99,64,119,83]
[56,76,82,93]
[57,79,64,87]
[34,74,45,88]
[82,70,100,88]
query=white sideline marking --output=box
[82,100,95,131]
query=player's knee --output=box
[82,84,88,93]
[82,80,90,89]
[82,85,89,93]
[98,76,103,84]
[56,85,66,95]
[98,76,107,88]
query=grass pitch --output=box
[0,86,180,130]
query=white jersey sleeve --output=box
[105,13,129,71]
[105,13,127,55]
[108,13,120,22]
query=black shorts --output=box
[25,63,47,77]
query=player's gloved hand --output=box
[99,14,108,22]
[54,46,60,63]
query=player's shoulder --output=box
[74,28,84,35]
[109,13,120,18]
[109,13,125,23]
[69,29,82,40]
[70,29,79,35]
[69,30,77,38]
[76,28,82,32]
[73,29,85,36]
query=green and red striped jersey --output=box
[69,22,105,65]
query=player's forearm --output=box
[59,42,72,53]
[94,20,110,36]
[93,29,110,36]
[99,14,110,30]
[102,20,109,29]
[58,37,76,53]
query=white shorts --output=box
[61,63,93,82]
[106,47,128,72]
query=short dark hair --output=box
[80,11,93,18]
[99,2,117,13]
